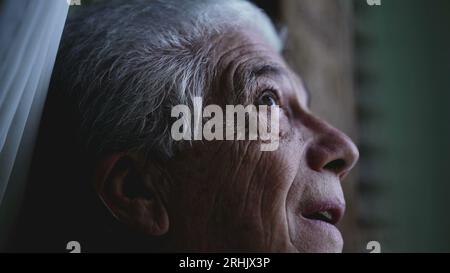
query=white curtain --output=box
[0,0,69,244]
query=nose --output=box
[305,117,359,179]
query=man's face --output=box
[163,30,359,252]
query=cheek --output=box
[222,137,301,210]
[167,128,306,250]
[216,140,304,244]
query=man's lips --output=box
[300,201,345,226]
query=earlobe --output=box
[94,154,170,236]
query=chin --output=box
[289,222,344,253]
[299,233,344,253]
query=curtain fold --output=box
[0,0,69,246]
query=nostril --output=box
[324,159,347,173]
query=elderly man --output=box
[11,0,358,253]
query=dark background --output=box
[1,0,450,252]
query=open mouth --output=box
[302,207,342,225]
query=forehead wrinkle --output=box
[251,63,285,78]
[207,43,250,104]
[235,61,288,103]
[213,33,278,75]
[229,56,276,104]
[216,47,275,104]
[215,43,260,71]
[211,31,283,104]
[213,38,273,75]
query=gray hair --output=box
[51,0,282,159]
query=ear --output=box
[94,154,169,236]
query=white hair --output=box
[51,0,282,159]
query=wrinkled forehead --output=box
[213,29,284,72]
[209,29,307,104]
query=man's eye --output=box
[257,91,279,106]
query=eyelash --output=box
[256,86,282,107]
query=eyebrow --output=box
[251,64,285,78]
[248,64,312,107]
